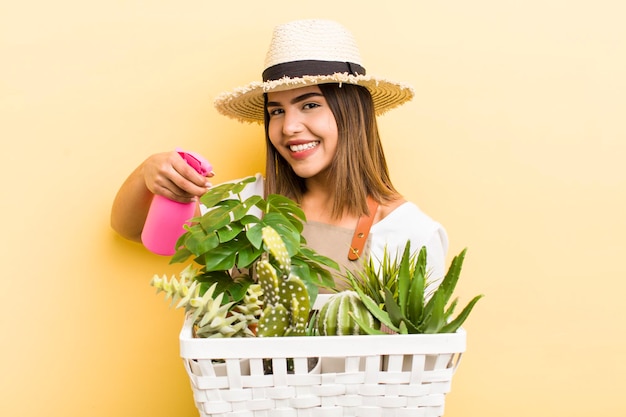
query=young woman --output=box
[111,19,448,284]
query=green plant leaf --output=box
[437,248,467,307]
[202,240,241,271]
[383,287,406,329]
[422,290,446,333]
[306,310,319,336]
[406,247,427,323]
[196,271,254,304]
[290,261,312,288]
[261,212,301,256]
[170,247,193,264]
[397,241,412,315]
[199,176,257,208]
[293,248,339,291]
[292,256,336,290]
[184,230,220,256]
[199,203,237,233]
[170,224,206,263]
[298,247,340,272]
[301,277,319,306]
[240,214,261,226]
[351,284,398,332]
[230,195,263,221]
[235,241,263,269]
[349,311,387,335]
[402,319,421,334]
[264,194,306,233]
[198,188,232,209]
[398,321,409,334]
[440,294,484,333]
[216,223,244,243]
[414,310,433,333]
[245,222,264,249]
[444,297,459,322]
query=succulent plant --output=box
[348,242,483,334]
[232,283,263,325]
[150,265,259,337]
[342,245,426,307]
[316,290,377,336]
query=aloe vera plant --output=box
[342,245,425,307]
[348,242,483,334]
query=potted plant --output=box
[151,175,339,338]
[150,175,482,417]
[319,242,483,336]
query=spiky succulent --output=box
[348,243,483,334]
[150,265,260,338]
[342,245,437,307]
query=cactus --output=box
[256,226,311,337]
[316,291,376,335]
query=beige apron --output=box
[302,221,372,290]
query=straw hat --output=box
[214,19,415,124]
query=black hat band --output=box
[262,60,366,82]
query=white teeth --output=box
[289,141,319,152]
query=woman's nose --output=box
[282,110,304,135]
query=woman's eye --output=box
[303,102,320,110]
[267,108,283,116]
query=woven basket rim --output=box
[180,314,466,360]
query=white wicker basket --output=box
[180,295,466,417]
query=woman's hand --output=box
[111,150,214,242]
[142,151,214,203]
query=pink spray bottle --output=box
[141,149,212,256]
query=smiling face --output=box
[266,86,338,181]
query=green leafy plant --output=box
[171,176,338,304]
[151,176,339,338]
[347,242,483,334]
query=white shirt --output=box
[370,201,449,287]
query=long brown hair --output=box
[264,83,399,219]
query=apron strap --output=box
[348,197,379,261]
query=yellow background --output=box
[2,1,625,416]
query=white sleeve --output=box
[369,202,449,291]
[423,226,449,294]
